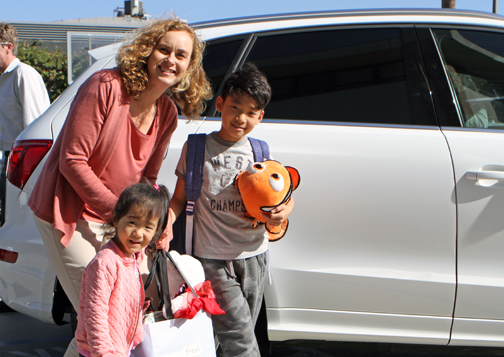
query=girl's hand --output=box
[260,198,295,226]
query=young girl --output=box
[75,183,169,357]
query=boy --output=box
[168,62,294,356]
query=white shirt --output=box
[0,58,50,151]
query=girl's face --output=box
[146,30,194,90]
[113,204,159,258]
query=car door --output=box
[201,25,458,344]
[428,27,504,346]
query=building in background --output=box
[9,1,152,83]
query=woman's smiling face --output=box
[146,30,193,90]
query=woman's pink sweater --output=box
[76,239,146,357]
[28,68,178,247]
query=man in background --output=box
[0,23,50,217]
[0,23,50,152]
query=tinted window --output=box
[432,29,504,129]
[246,28,432,125]
[201,39,243,116]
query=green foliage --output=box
[17,40,68,102]
[71,46,93,82]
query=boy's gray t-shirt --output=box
[175,132,269,260]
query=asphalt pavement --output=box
[0,302,73,357]
[1,303,504,357]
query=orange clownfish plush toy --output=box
[235,160,300,242]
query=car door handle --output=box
[466,170,504,181]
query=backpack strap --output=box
[182,135,268,255]
[184,133,206,255]
[247,137,272,284]
[248,137,270,162]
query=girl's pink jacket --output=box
[76,239,147,357]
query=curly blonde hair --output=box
[116,16,212,120]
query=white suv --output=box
[2,8,504,348]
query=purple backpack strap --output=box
[248,137,270,162]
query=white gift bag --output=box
[132,310,216,357]
[131,251,217,357]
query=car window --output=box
[244,27,435,125]
[201,39,243,116]
[432,29,504,129]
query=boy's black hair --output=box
[104,183,170,244]
[220,62,272,109]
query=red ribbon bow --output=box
[173,281,225,319]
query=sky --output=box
[1,0,503,24]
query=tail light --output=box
[0,248,18,263]
[7,140,52,189]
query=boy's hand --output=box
[260,198,295,226]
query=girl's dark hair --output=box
[220,62,272,109]
[103,183,170,246]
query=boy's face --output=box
[216,93,264,142]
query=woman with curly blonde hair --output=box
[28,15,211,357]
[117,17,210,119]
